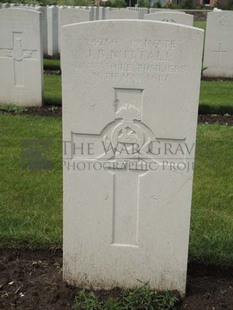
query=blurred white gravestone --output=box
[62,20,203,296]
[60,7,93,26]
[38,6,48,56]
[203,11,233,78]
[1,3,10,8]
[95,6,105,20]
[59,8,92,53]
[128,7,148,19]
[104,8,139,19]
[144,11,194,26]
[47,6,59,57]
[0,9,43,106]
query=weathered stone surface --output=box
[0,9,43,106]
[104,8,139,19]
[62,20,203,296]
[144,11,193,26]
[203,11,233,78]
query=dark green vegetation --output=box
[44,58,61,71]
[72,285,179,310]
[199,80,233,114]
[44,74,62,106]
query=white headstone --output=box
[0,9,43,106]
[47,6,59,57]
[96,6,104,20]
[38,6,48,56]
[1,3,10,9]
[139,7,149,19]
[128,7,148,19]
[144,12,194,26]
[88,6,95,21]
[149,8,174,13]
[60,7,92,26]
[62,20,203,296]
[104,8,139,19]
[203,11,233,78]
[4,5,47,56]
[59,8,92,53]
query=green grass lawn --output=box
[0,115,62,248]
[44,74,62,106]
[43,74,233,114]
[199,80,233,114]
[190,124,233,266]
[193,20,206,31]
[44,58,60,71]
[0,114,233,266]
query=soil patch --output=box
[1,108,233,126]
[0,249,233,310]
[0,107,62,118]
[202,76,233,81]
[198,114,233,126]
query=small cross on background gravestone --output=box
[0,8,42,106]
[218,14,228,25]
[213,43,227,67]
[0,32,37,87]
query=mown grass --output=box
[190,124,233,266]
[0,114,62,248]
[193,20,206,31]
[73,285,179,310]
[199,80,233,114]
[44,58,60,71]
[44,74,62,106]
[0,114,233,266]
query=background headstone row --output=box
[0,7,232,107]
[0,5,200,57]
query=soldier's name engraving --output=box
[67,37,185,84]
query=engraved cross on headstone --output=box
[213,43,227,67]
[71,88,187,248]
[218,14,228,26]
[102,88,151,247]
[0,32,37,86]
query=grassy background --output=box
[44,74,62,106]
[193,20,206,31]
[0,114,233,266]
[0,115,62,248]
[199,81,233,114]
[190,124,233,265]
[44,58,61,71]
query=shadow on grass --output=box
[43,97,62,107]
[199,104,233,115]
